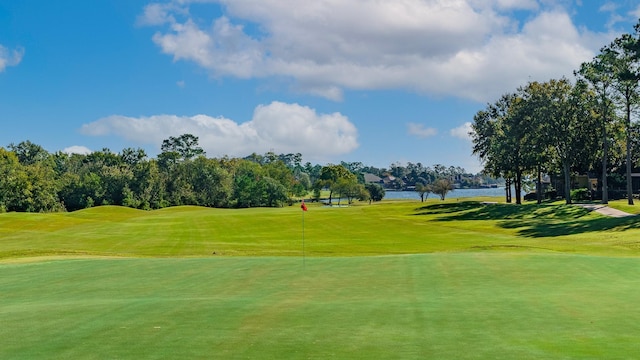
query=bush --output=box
[570,188,590,202]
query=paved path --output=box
[575,204,635,218]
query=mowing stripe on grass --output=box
[2,253,640,359]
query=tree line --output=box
[0,134,471,212]
[471,20,640,205]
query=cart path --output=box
[575,204,635,218]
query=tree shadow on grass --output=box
[413,201,640,238]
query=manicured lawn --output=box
[2,254,640,359]
[2,199,640,259]
[2,200,640,358]
[607,199,640,215]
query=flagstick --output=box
[302,207,305,269]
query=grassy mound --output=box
[2,199,640,259]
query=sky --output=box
[1,1,640,173]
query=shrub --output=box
[570,188,590,202]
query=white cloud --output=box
[0,45,24,72]
[136,2,181,26]
[470,0,538,11]
[450,122,473,141]
[141,0,619,102]
[407,123,437,138]
[63,146,93,155]
[599,2,618,13]
[80,101,358,161]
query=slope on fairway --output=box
[2,200,640,259]
[2,254,640,359]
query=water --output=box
[384,187,510,200]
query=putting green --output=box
[2,254,640,359]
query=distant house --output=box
[363,173,383,184]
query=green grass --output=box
[3,199,640,358]
[2,255,640,359]
[606,199,640,215]
[2,199,640,259]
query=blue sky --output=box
[1,0,639,173]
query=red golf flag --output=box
[301,200,308,211]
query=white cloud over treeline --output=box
[138,0,621,102]
[81,101,358,161]
[63,146,93,155]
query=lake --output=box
[384,187,511,200]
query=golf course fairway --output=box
[2,200,640,358]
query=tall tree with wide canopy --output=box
[608,32,640,205]
[472,93,533,204]
[314,164,356,204]
[524,79,599,204]
[160,134,205,162]
[576,49,618,204]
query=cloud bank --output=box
[140,0,619,102]
[81,101,358,161]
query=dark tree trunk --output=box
[515,171,522,205]
[602,116,609,204]
[626,102,634,205]
[563,161,572,205]
[536,164,542,204]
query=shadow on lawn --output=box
[413,201,640,238]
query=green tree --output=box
[190,157,232,207]
[472,93,532,204]
[260,176,288,207]
[364,183,385,202]
[0,148,26,212]
[609,33,640,205]
[160,134,205,162]
[232,159,265,208]
[332,177,362,205]
[120,147,147,166]
[415,182,432,202]
[524,79,599,204]
[314,164,356,204]
[23,162,63,212]
[576,49,618,204]
[292,171,311,197]
[8,140,50,165]
[432,178,454,200]
[264,160,297,198]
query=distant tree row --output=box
[472,20,640,205]
[0,135,473,212]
